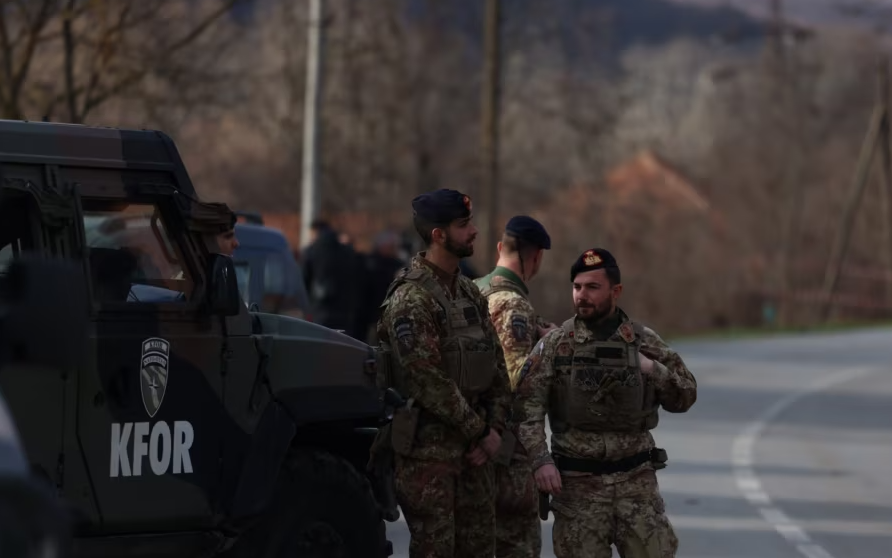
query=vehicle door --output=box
[72,187,235,530]
[0,188,64,488]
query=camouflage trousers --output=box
[550,468,678,558]
[495,456,541,558]
[395,455,496,558]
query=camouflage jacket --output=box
[514,308,697,476]
[377,253,512,461]
[475,267,539,392]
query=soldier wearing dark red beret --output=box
[513,247,699,558]
[373,189,512,558]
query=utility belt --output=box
[552,447,668,475]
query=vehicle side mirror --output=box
[205,254,241,317]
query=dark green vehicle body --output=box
[0,120,396,557]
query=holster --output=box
[390,399,420,456]
[366,423,400,522]
[651,447,668,470]
[538,491,550,520]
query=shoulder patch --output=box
[510,314,529,341]
[619,322,635,343]
[393,316,416,354]
[517,339,544,387]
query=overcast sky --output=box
[669,0,892,27]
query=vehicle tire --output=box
[231,448,389,558]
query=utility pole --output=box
[875,57,892,310]
[481,0,502,268]
[300,0,325,249]
[818,57,888,322]
[769,0,785,68]
[769,0,797,327]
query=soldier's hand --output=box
[537,323,558,338]
[534,463,562,495]
[465,445,488,467]
[638,352,655,374]
[480,429,503,458]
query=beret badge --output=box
[583,250,602,266]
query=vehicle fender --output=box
[251,319,385,425]
[226,401,296,520]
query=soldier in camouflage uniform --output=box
[376,189,512,558]
[514,248,697,558]
[474,215,555,558]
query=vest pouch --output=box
[610,369,645,418]
[462,348,496,395]
[442,347,463,389]
[549,361,571,432]
[391,402,420,456]
[374,347,395,390]
[612,345,646,422]
[566,366,612,429]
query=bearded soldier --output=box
[514,248,697,558]
[474,215,555,558]
[375,188,512,558]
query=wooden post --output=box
[877,56,892,311]
[481,0,502,269]
[818,98,885,323]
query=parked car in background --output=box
[232,221,312,320]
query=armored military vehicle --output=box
[0,120,397,558]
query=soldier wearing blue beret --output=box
[373,189,512,557]
[474,214,556,558]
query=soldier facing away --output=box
[514,248,697,558]
[474,215,555,558]
[375,188,512,558]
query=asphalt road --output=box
[384,326,892,557]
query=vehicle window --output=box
[0,194,38,275]
[0,242,21,275]
[234,260,251,302]
[264,252,286,294]
[81,200,193,304]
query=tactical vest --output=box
[548,318,660,434]
[377,268,497,401]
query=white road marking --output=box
[730,366,878,558]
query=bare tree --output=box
[689,28,884,325]
[0,0,246,124]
